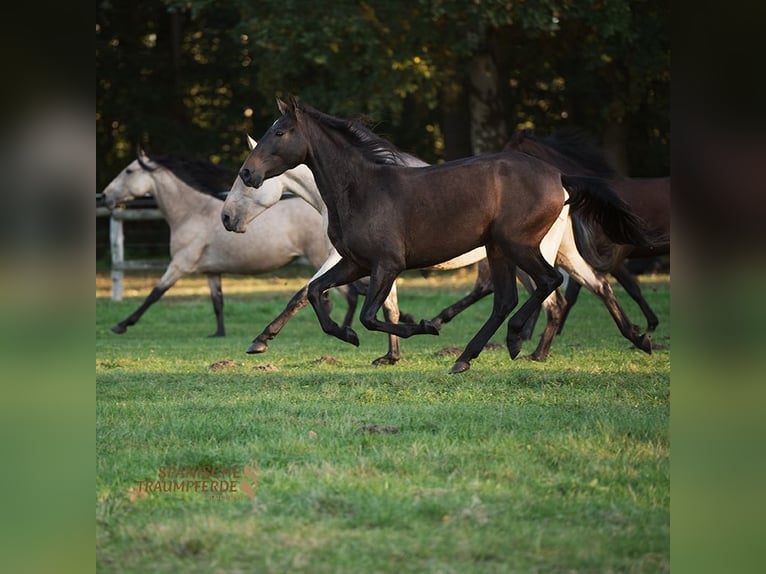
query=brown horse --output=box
[506,129,670,333]
[231,97,653,373]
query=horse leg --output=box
[307,257,368,346]
[357,265,440,338]
[517,269,541,340]
[557,227,652,354]
[529,289,568,361]
[111,264,184,334]
[505,249,564,360]
[556,279,582,335]
[339,281,362,331]
[430,260,493,330]
[612,262,659,332]
[207,274,225,337]
[246,284,310,353]
[450,249,519,374]
[372,282,403,366]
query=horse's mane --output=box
[510,128,618,178]
[139,154,231,199]
[298,103,407,166]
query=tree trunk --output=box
[441,83,472,161]
[467,53,508,155]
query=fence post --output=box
[109,211,124,301]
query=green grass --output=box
[96,268,670,573]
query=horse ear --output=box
[246,135,257,150]
[136,145,152,164]
[276,97,288,115]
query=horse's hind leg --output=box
[517,269,542,340]
[430,260,494,330]
[505,249,564,360]
[111,264,184,334]
[612,262,659,332]
[529,289,568,361]
[556,279,582,335]
[247,284,310,353]
[451,249,519,374]
[557,228,652,354]
[207,274,225,337]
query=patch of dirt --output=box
[484,342,503,351]
[252,363,278,372]
[358,424,400,434]
[434,347,463,357]
[314,355,340,365]
[209,359,239,370]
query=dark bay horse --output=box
[506,129,670,333]
[233,97,652,373]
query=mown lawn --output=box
[96,266,670,573]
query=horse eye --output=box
[125,168,133,174]
[275,130,284,137]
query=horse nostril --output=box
[222,213,231,227]
[240,168,251,186]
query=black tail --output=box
[562,174,654,248]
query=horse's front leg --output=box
[111,263,185,334]
[358,265,439,338]
[307,257,368,346]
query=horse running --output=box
[506,129,671,333]
[223,136,485,365]
[102,148,345,336]
[233,97,653,373]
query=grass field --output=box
[96,265,670,573]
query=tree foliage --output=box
[97,0,669,191]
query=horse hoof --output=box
[647,322,659,333]
[507,335,523,360]
[246,340,268,354]
[638,334,653,354]
[345,328,360,347]
[419,319,440,335]
[429,317,444,331]
[372,355,398,366]
[111,324,127,334]
[529,352,547,362]
[449,361,471,374]
[209,332,225,338]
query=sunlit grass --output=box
[97,269,669,573]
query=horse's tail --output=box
[562,174,661,272]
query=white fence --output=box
[97,196,168,301]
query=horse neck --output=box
[302,124,365,216]
[149,169,217,225]
[283,166,326,214]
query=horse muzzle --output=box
[239,167,264,189]
[221,212,245,233]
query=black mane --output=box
[139,154,231,199]
[298,103,406,166]
[528,128,617,178]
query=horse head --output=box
[238,96,308,189]
[102,147,158,209]
[222,135,301,233]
